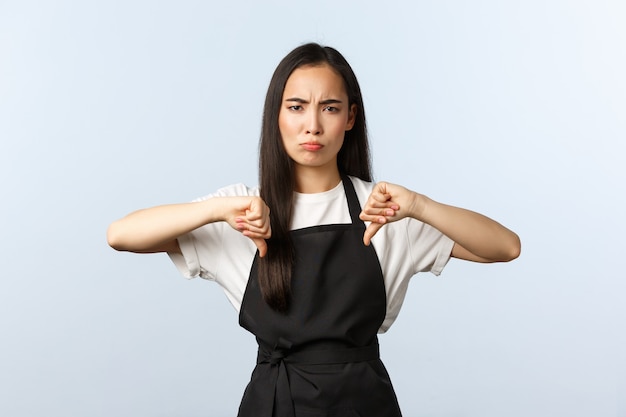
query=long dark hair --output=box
[258,43,372,312]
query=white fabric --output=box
[168,176,454,333]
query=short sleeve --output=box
[375,218,454,333]
[167,221,225,280]
[349,174,455,333]
[165,183,260,311]
[406,218,455,276]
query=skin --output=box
[278,64,356,194]
[107,63,520,263]
[359,182,520,262]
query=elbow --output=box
[106,222,128,251]
[502,233,521,262]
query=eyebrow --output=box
[284,97,343,104]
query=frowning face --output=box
[278,64,356,179]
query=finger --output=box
[362,215,387,245]
[360,207,397,218]
[374,181,388,194]
[374,200,399,210]
[246,199,270,221]
[252,238,268,257]
[363,193,399,208]
[371,182,393,200]
[246,218,271,231]
[364,200,391,211]
[242,228,271,241]
[363,221,384,246]
[367,187,392,204]
[370,194,390,204]
[236,218,271,237]
[245,207,270,227]
[246,207,265,220]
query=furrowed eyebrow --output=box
[320,99,343,105]
[284,98,343,104]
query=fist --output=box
[359,181,423,246]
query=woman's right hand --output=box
[223,197,272,257]
[107,196,271,256]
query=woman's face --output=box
[278,64,356,176]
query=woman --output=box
[107,43,520,416]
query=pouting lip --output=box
[300,141,324,150]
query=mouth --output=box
[301,142,323,151]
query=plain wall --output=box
[1,1,624,416]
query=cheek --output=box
[278,112,294,136]
[330,117,350,135]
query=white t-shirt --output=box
[168,176,454,333]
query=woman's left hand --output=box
[360,181,521,262]
[359,181,425,246]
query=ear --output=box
[345,104,357,131]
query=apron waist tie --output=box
[255,339,380,417]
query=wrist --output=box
[408,191,429,221]
[201,198,230,224]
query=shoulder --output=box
[192,183,260,202]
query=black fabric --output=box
[238,176,402,417]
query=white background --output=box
[1,1,624,416]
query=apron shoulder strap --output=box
[340,174,365,227]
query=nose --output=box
[306,111,322,136]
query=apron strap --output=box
[255,339,380,417]
[257,339,380,366]
[340,174,365,227]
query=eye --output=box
[288,105,303,111]
[323,106,339,112]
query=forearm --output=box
[107,199,226,252]
[418,196,521,262]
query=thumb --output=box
[253,238,268,257]
[363,221,384,246]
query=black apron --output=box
[238,176,402,417]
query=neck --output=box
[294,165,341,193]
